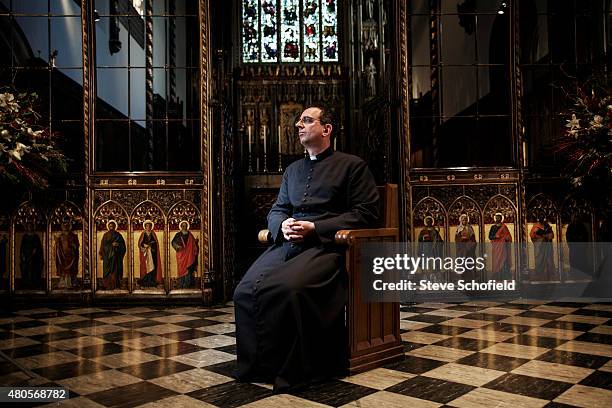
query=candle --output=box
[278,125,282,154]
[334,137,337,150]
[263,126,267,154]
[248,126,252,153]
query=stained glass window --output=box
[242,0,339,63]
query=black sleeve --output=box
[267,170,293,243]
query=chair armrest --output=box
[258,229,272,244]
[335,228,398,245]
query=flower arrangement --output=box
[557,73,612,188]
[0,89,67,189]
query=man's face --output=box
[494,215,502,224]
[180,223,187,232]
[460,216,468,226]
[295,107,330,148]
[145,223,152,232]
[425,218,432,227]
[109,222,115,231]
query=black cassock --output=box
[234,147,379,391]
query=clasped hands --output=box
[281,218,315,243]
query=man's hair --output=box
[312,104,336,132]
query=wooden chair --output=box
[258,184,403,375]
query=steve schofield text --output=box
[370,254,516,292]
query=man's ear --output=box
[323,123,333,137]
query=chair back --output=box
[377,184,398,229]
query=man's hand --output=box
[286,220,315,243]
[281,218,297,241]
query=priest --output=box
[233,106,379,392]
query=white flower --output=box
[0,93,19,112]
[566,114,580,130]
[27,127,43,137]
[8,142,30,161]
[590,115,604,129]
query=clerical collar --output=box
[307,147,334,161]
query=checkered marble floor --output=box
[1,300,611,408]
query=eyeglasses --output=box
[295,116,320,126]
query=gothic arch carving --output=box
[413,197,447,228]
[527,193,557,223]
[484,195,517,224]
[94,201,129,230]
[168,201,201,230]
[49,201,83,230]
[13,201,46,230]
[130,200,166,228]
[448,196,482,226]
[560,195,592,224]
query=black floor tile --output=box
[78,311,124,319]
[574,332,612,345]
[160,328,213,341]
[456,352,529,371]
[579,370,612,390]
[418,324,472,336]
[98,330,151,342]
[462,313,508,322]
[486,323,532,334]
[518,310,564,320]
[290,379,377,407]
[185,310,227,319]
[537,350,610,369]
[434,337,496,351]
[133,311,175,318]
[117,359,193,380]
[33,360,110,381]
[57,319,101,330]
[503,334,567,349]
[386,376,475,404]
[0,320,47,330]
[188,381,272,408]
[445,305,487,312]
[484,373,572,400]
[3,343,60,359]
[571,309,612,319]
[114,319,163,329]
[382,355,446,374]
[216,344,237,355]
[88,381,177,408]
[542,321,596,332]
[29,311,70,319]
[140,342,204,358]
[67,342,129,358]
[30,330,82,343]
[175,319,226,329]
[204,360,238,378]
[547,302,588,308]
[407,314,452,324]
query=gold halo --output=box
[459,213,470,224]
[179,220,190,230]
[424,215,434,225]
[106,220,118,230]
[143,220,154,229]
[494,212,505,223]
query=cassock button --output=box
[309,168,313,172]
[306,184,310,188]
[259,273,264,277]
[304,192,308,196]
[307,176,312,180]
[256,280,261,284]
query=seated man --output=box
[233,105,380,392]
